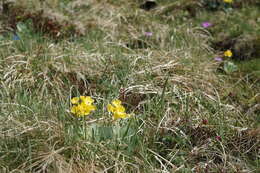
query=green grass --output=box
[0,0,259,172]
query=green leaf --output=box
[97,126,114,141]
[224,61,238,74]
[16,22,28,33]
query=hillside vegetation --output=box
[0,0,259,172]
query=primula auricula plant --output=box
[70,97,131,120]
[107,99,131,120]
[224,50,233,57]
[70,96,96,117]
[69,97,133,142]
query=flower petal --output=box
[70,105,78,114]
[112,99,122,106]
[71,97,79,104]
[115,105,125,113]
[224,50,232,57]
[113,112,130,120]
[81,96,94,104]
[107,104,115,113]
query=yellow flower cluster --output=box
[224,50,233,57]
[107,99,131,120]
[70,97,131,120]
[70,96,96,117]
[223,0,233,3]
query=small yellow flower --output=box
[107,99,125,113]
[113,111,130,120]
[80,96,94,105]
[107,99,130,120]
[71,97,80,104]
[71,105,78,114]
[107,104,115,113]
[70,96,96,117]
[224,50,232,57]
[223,0,233,3]
[112,99,122,106]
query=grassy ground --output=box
[0,0,259,172]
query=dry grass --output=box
[0,0,259,172]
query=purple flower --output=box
[201,22,212,28]
[144,32,153,36]
[214,57,223,62]
[202,119,208,125]
[216,136,221,141]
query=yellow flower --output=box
[223,0,233,3]
[80,96,94,105]
[107,99,125,113]
[71,105,78,114]
[70,96,96,117]
[107,99,130,120]
[224,50,232,57]
[112,99,122,106]
[80,103,96,113]
[71,97,79,104]
[113,111,130,120]
[107,104,115,113]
